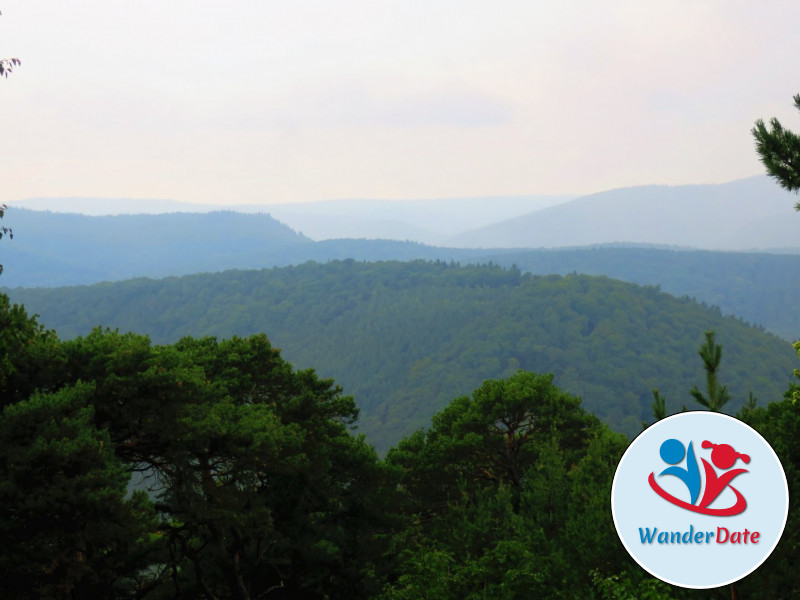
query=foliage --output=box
[0,203,10,276]
[0,293,63,407]
[0,56,18,77]
[2,288,800,597]
[7,260,794,451]
[7,206,800,343]
[0,9,20,78]
[480,246,800,342]
[650,389,667,422]
[728,347,800,598]
[591,570,674,600]
[689,330,731,412]
[0,294,391,599]
[383,372,635,598]
[752,94,800,208]
[0,383,157,599]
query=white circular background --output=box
[611,411,789,588]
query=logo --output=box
[648,438,749,516]
[611,412,788,589]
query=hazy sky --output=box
[1,1,799,205]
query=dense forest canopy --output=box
[3,192,800,596]
[7,260,795,450]
[2,291,800,599]
[480,246,800,341]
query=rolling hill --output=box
[4,206,800,343]
[0,208,504,287]
[476,246,800,342]
[7,194,576,245]
[7,260,795,452]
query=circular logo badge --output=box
[611,411,788,588]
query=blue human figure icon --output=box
[658,438,701,505]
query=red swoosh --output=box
[648,472,747,516]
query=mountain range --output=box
[449,176,795,249]
[7,175,798,250]
[4,176,800,342]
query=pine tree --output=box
[690,331,731,412]
[752,94,800,209]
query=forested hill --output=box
[0,208,499,287]
[5,208,800,343]
[476,246,800,341]
[7,260,795,451]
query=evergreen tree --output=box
[690,331,731,412]
[752,94,800,209]
[0,383,157,599]
[384,372,634,598]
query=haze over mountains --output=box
[5,175,800,449]
[4,175,800,343]
[10,194,575,246]
[8,175,797,250]
[0,208,509,288]
[449,176,795,250]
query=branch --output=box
[0,58,20,77]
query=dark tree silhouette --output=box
[753,94,800,209]
[0,9,20,78]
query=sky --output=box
[1,0,799,206]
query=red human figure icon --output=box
[698,441,750,511]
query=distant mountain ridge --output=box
[0,209,309,287]
[4,181,800,342]
[447,176,795,250]
[9,176,798,250]
[8,194,576,245]
[0,208,513,288]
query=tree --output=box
[0,295,393,599]
[0,204,10,276]
[752,94,800,209]
[690,330,731,412]
[425,371,600,489]
[0,294,63,408]
[0,56,18,77]
[0,383,157,599]
[0,9,20,78]
[383,372,636,599]
[55,330,389,599]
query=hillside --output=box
[8,194,576,245]
[7,261,795,452]
[5,205,800,342]
[477,246,800,341]
[0,208,501,287]
[11,177,798,251]
[448,176,798,250]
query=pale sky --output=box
[1,1,798,205]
